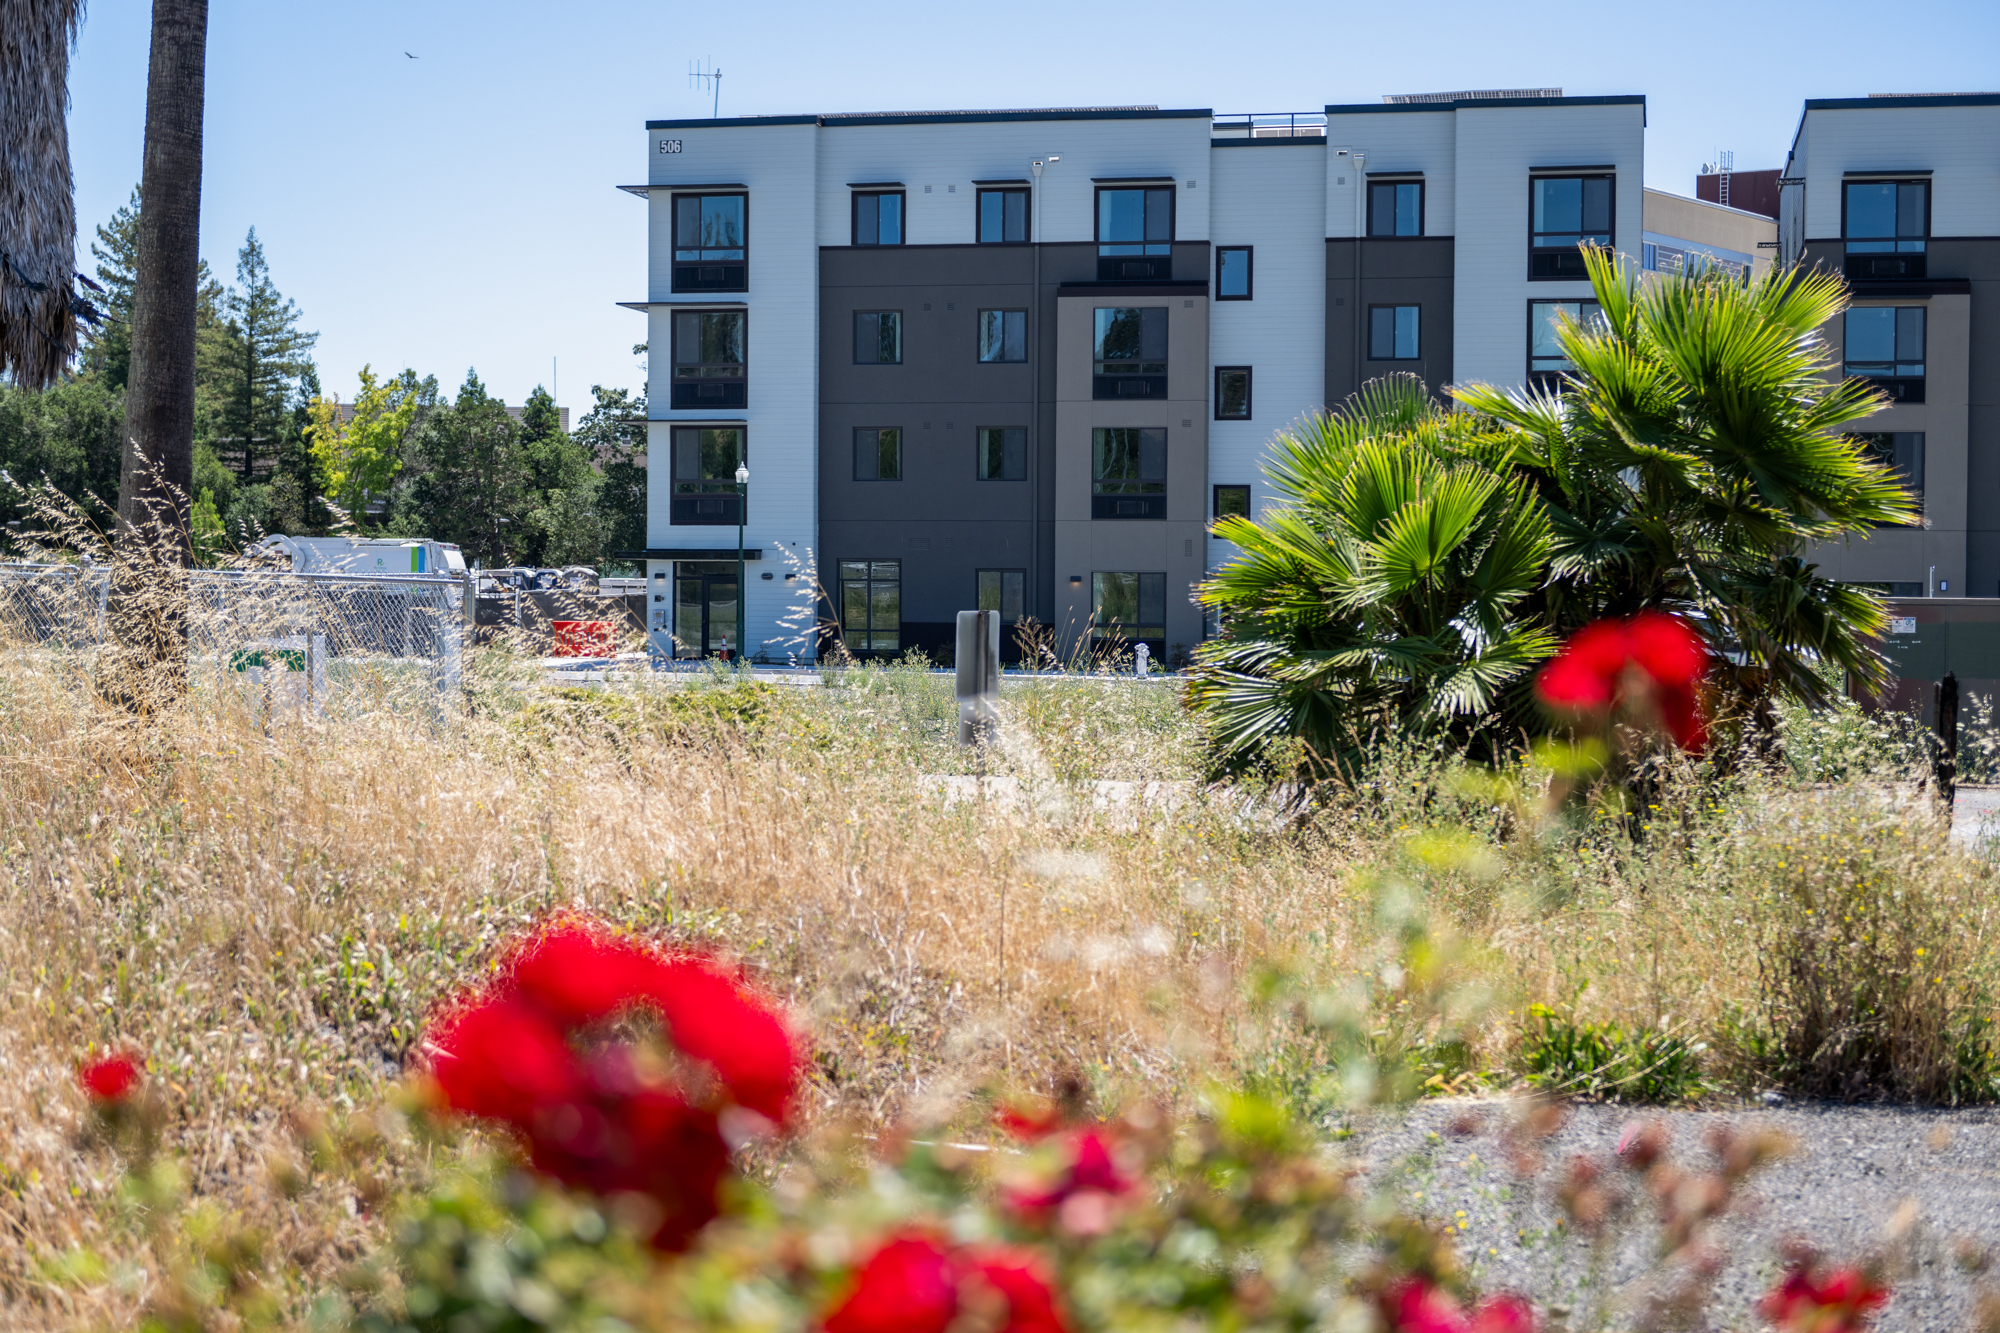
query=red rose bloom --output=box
[823,1234,962,1333]
[78,1053,142,1104]
[1469,1293,1538,1333]
[1758,1265,1888,1332]
[1006,1129,1136,1215]
[1535,612,1709,751]
[1381,1280,1538,1333]
[420,918,804,1251]
[968,1249,1069,1333]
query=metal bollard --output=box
[956,609,1001,746]
[1134,641,1150,678]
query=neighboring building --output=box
[1695,166,1781,219]
[1642,188,1774,283]
[620,90,1804,663]
[1779,92,2000,599]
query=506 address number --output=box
[659,139,683,154]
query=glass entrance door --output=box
[673,561,740,658]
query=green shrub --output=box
[1520,1002,1707,1103]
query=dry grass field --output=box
[2,640,1997,1329]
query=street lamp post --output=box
[735,461,749,668]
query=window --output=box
[854,310,902,365]
[977,427,1026,481]
[1368,180,1423,237]
[852,191,904,246]
[1528,300,1607,380]
[977,188,1029,244]
[1092,427,1166,520]
[1213,485,1251,520]
[1845,179,1928,279]
[1844,306,1926,402]
[837,560,900,653]
[1217,246,1253,299]
[1096,185,1174,279]
[977,569,1026,622]
[1091,572,1166,644]
[1093,306,1167,399]
[1214,366,1251,419]
[1368,305,1421,360]
[853,427,902,481]
[978,309,1027,363]
[670,427,744,525]
[1857,432,1924,524]
[671,193,747,292]
[1530,174,1614,279]
[669,310,746,409]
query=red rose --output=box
[428,997,581,1123]
[1759,1265,1888,1332]
[645,956,802,1128]
[1535,613,1709,751]
[79,1053,142,1104]
[1382,1278,1471,1333]
[967,1248,1069,1333]
[1469,1293,1538,1333]
[823,1234,962,1333]
[1535,620,1630,709]
[1005,1129,1136,1219]
[506,922,666,1026]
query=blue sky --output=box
[64,0,2000,414]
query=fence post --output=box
[1936,671,1959,808]
[956,609,1001,746]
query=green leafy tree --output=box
[306,365,430,520]
[572,383,649,569]
[80,187,228,403]
[0,375,126,530]
[213,228,319,481]
[398,371,529,564]
[1192,251,1914,776]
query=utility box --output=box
[254,535,467,578]
[228,634,328,719]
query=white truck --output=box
[253,535,467,578]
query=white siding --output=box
[1323,109,1458,238]
[1449,103,1645,390]
[1208,143,1326,567]
[1797,104,2000,239]
[644,121,821,657]
[811,115,1213,247]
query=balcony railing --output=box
[1212,112,1327,140]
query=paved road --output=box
[1344,1099,2000,1331]
[1953,785,2000,848]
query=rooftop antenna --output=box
[689,59,722,119]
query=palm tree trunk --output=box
[111,0,207,710]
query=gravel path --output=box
[1341,1098,2000,1330]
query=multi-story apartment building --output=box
[618,91,1763,663]
[1779,92,2000,600]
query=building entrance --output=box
[673,561,740,658]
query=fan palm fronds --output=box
[0,0,84,389]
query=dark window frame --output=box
[975,568,1027,623]
[1842,178,1931,279]
[836,559,901,655]
[1092,306,1168,400]
[1842,305,1927,402]
[1842,178,1931,251]
[1214,366,1252,420]
[1089,571,1167,644]
[668,308,748,410]
[852,426,903,482]
[1528,173,1615,281]
[1091,426,1167,520]
[1526,298,1606,384]
[976,426,1027,481]
[976,187,1031,244]
[1367,304,1422,361]
[976,308,1028,363]
[669,425,746,526]
[670,192,749,293]
[1213,485,1251,521]
[1094,185,1176,253]
[1366,178,1426,238]
[853,310,904,365]
[1216,246,1254,300]
[851,190,906,247]
[1856,431,1925,527]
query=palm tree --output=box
[1191,250,1914,778]
[1189,375,1558,779]
[1454,247,1911,706]
[110,0,209,708]
[0,0,84,390]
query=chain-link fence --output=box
[0,563,465,709]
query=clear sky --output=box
[63,0,2000,415]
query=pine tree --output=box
[215,228,318,481]
[83,187,226,396]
